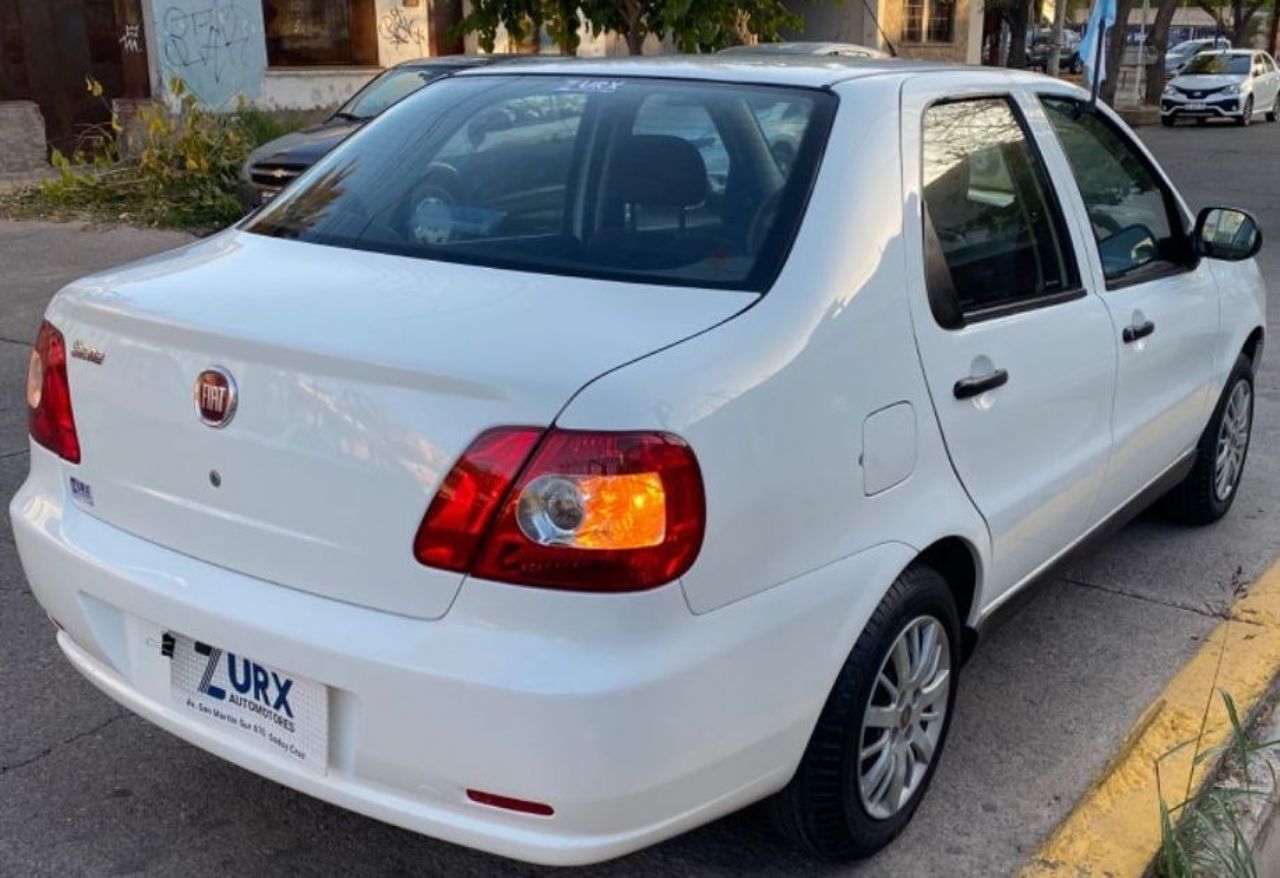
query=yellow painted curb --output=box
[1020,561,1280,878]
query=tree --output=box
[1196,0,1270,45]
[1143,0,1179,105]
[459,0,801,56]
[1099,0,1134,105]
[1006,0,1034,67]
[459,0,583,54]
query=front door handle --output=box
[1123,320,1155,343]
[954,369,1009,400]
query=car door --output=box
[902,83,1118,603]
[1036,95,1220,520]
[1257,54,1280,110]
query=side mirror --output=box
[1194,207,1262,261]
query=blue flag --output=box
[1079,0,1117,87]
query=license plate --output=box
[169,634,328,774]
[1187,102,1207,110]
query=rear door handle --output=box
[1123,320,1155,343]
[954,369,1009,400]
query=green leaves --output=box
[456,0,804,55]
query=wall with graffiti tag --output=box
[150,0,268,107]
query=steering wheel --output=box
[407,162,463,245]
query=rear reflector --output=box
[465,789,554,817]
[27,320,81,464]
[414,428,705,592]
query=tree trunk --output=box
[1100,0,1134,105]
[1270,0,1280,56]
[1047,0,1070,77]
[1143,0,1178,105]
[624,28,645,54]
[1007,0,1033,67]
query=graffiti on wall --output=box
[378,7,427,51]
[155,0,267,106]
[119,23,143,55]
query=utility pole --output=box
[1048,0,1070,76]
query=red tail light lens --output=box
[27,321,80,464]
[413,427,543,572]
[415,429,705,592]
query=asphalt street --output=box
[2,120,1279,877]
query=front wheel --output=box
[769,564,960,860]
[1238,96,1254,126]
[1165,355,1254,525]
[1161,115,1176,127]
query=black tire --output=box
[769,564,960,860]
[1267,95,1279,122]
[1238,96,1254,126]
[1161,115,1176,127]
[1165,355,1255,525]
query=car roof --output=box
[394,53,566,70]
[719,41,884,56]
[455,54,1050,89]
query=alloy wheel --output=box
[1214,378,1252,501]
[857,616,951,820]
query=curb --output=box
[1020,560,1280,876]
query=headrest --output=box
[609,135,708,209]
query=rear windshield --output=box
[338,66,453,120]
[1184,53,1250,75]
[245,75,835,292]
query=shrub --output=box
[2,76,307,232]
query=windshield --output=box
[337,66,451,120]
[1168,41,1203,57]
[246,75,835,292]
[1184,53,1250,75]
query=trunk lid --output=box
[49,231,751,619]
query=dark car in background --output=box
[1027,28,1082,74]
[239,55,513,209]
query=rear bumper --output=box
[9,444,906,864]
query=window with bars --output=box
[904,0,955,44]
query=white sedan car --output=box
[1162,49,1280,125]
[11,58,1266,865]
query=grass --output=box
[1154,572,1280,878]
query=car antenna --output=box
[861,0,899,57]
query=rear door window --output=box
[245,75,835,292]
[921,97,1079,320]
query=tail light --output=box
[27,321,80,464]
[414,428,705,592]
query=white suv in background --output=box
[11,59,1266,865]
[1163,49,1280,125]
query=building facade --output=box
[786,0,984,64]
[0,0,465,155]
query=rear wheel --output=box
[1165,355,1254,525]
[1267,94,1279,122]
[769,564,960,860]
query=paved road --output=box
[2,120,1279,877]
